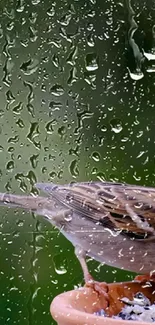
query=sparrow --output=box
[0,181,155,298]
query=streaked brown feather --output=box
[44,181,155,240]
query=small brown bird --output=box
[0,181,155,297]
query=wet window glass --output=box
[0,0,155,324]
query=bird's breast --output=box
[62,220,155,274]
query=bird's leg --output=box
[75,246,109,301]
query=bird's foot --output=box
[134,271,155,283]
[84,274,109,301]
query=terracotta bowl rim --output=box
[50,285,153,325]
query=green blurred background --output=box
[0,0,155,324]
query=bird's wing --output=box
[36,182,155,240]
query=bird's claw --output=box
[85,279,109,301]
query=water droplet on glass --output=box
[0,109,4,118]
[8,146,14,153]
[50,84,64,96]
[87,23,94,31]
[49,171,57,179]
[31,0,40,5]
[12,102,23,114]
[133,171,141,182]
[27,122,40,149]
[20,58,39,75]
[52,54,60,69]
[30,154,39,169]
[16,0,25,12]
[58,13,72,26]
[15,173,27,192]
[16,219,24,227]
[29,26,38,42]
[16,118,25,128]
[58,126,66,138]
[29,12,37,24]
[26,170,37,185]
[49,101,62,111]
[96,172,106,182]
[5,181,11,191]
[47,5,55,17]
[128,68,144,81]
[87,33,95,47]
[66,45,78,66]
[58,170,63,179]
[32,287,41,301]
[90,0,96,4]
[110,118,123,133]
[67,67,78,86]
[6,160,14,172]
[87,10,95,17]
[85,53,98,71]
[45,120,55,134]
[20,38,29,47]
[84,72,96,89]
[91,151,100,162]
[6,90,15,104]
[8,135,19,144]
[7,21,14,31]
[0,24,3,38]
[101,125,107,132]
[53,254,67,275]
[69,159,79,178]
